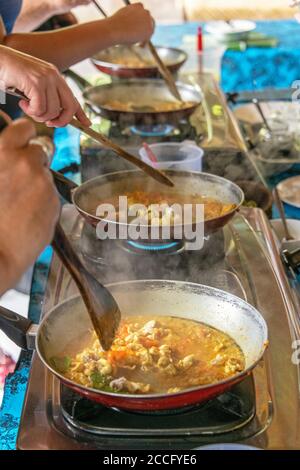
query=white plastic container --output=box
[139,142,204,172]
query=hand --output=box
[47,0,93,15]
[108,3,155,45]
[0,117,60,294]
[0,46,91,127]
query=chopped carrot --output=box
[107,350,135,364]
[139,337,159,348]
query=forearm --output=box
[13,0,53,33]
[4,19,119,71]
[0,251,15,296]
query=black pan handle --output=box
[0,306,33,350]
[51,170,78,204]
[63,69,91,91]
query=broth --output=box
[53,316,245,395]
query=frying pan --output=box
[91,45,188,79]
[64,71,202,125]
[0,280,268,411]
[53,169,244,239]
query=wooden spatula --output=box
[122,0,183,102]
[52,223,121,350]
[3,87,174,188]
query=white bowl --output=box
[205,20,256,41]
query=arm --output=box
[14,0,92,33]
[4,4,154,71]
[0,116,60,295]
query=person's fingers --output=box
[35,82,61,123]
[20,85,47,118]
[46,82,90,127]
[0,118,36,150]
[74,103,92,127]
[45,92,75,128]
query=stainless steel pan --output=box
[65,71,202,125]
[54,169,244,239]
[91,45,188,79]
[0,280,268,411]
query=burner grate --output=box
[130,124,175,137]
[60,375,256,438]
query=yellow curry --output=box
[52,316,245,395]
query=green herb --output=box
[90,371,115,393]
[50,356,71,373]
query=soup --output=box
[106,190,237,226]
[52,316,245,395]
[101,100,197,113]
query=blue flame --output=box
[127,240,180,251]
[130,124,174,137]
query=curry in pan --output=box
[52,316,245,395]
[105,191,237,226]
[101,100,197,113]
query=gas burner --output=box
[122,239,184,255]
[78,222,226,285]
[60,376,256,438]
[129,124,175,137]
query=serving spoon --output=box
[4,87,174,188]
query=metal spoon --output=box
[273,187,294,241]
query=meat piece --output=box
[210,354,226,366]
[178,354,194,370]
[141,320,157,335]
[109,377,150,393]
[224,357,243,375]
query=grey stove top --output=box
[17,206,300,449]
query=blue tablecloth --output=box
[153,19,300,91]
[1,19,300,450]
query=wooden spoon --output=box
[52,223,121,350]
[122,0,183,102]
[3,87,174,188]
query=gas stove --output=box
[80,73,260,184]
[17,205,300,449]
[17,74,300,449]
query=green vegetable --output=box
[243,200,258,208]
[50,356,71,373]
[90,371,115,393]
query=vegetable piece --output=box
[50,356,71,374]
[90,371,115,393]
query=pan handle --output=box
[51,170,78,204]
[0,306,33,350]
[63,69,92,91]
